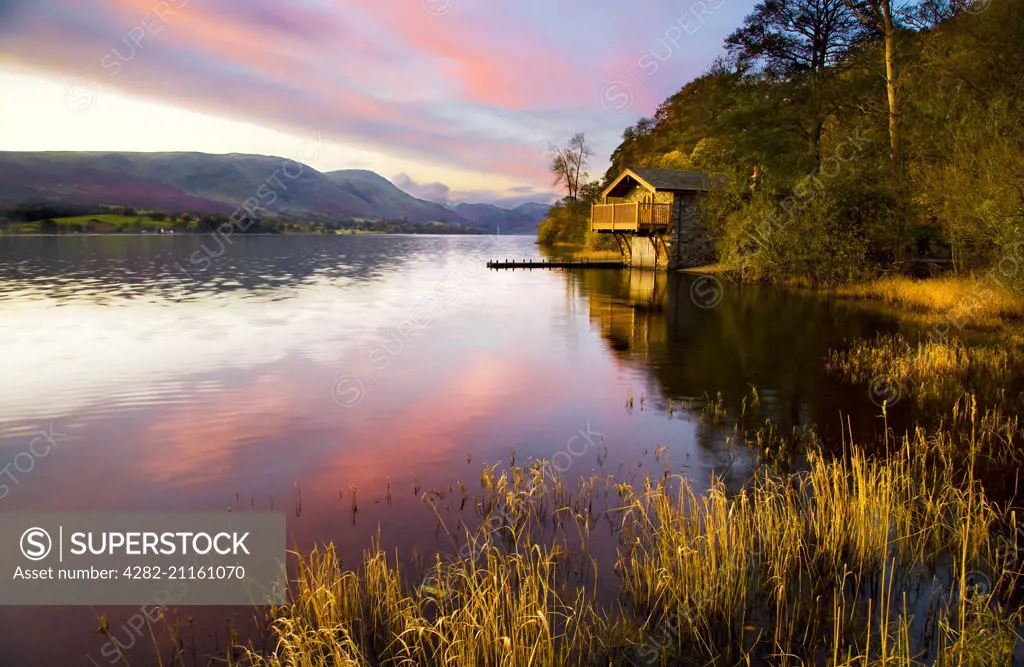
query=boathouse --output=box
[590,168,718,269]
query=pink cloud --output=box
[1,0,749,189]
[336,0,590,109]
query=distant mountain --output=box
[0,151,550,231]
[511,202,553,220]
[452,201,551,234]
[323,169,464,223]
[0,151,384,220]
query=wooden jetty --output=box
[486,258,625,270]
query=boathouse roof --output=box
[602,168,717,199]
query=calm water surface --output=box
[0,235,897,665]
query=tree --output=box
[588,0,1020,282]
[906,0,1024,273]
[549,133,594,201]
[726,0,867,167]
[579,181,603,205]
[901,0,970,29]
[726,0,863,75]
[847,0,906,260]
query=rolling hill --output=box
[323,169,464,224]
[0,151,551,232]
[451,202,551,234]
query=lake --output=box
[0,234,899,665]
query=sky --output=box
[0,0,750,206]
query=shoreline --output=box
[0,230,495,238]
[543,243,1024,337]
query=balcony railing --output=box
[591,202,672,233]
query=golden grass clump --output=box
[827,332,1024,410]
[568,248,626,262]
[248,406,1022,666]
[616,415,1014,665]
[699,391,727,424]
[834,276,1024,331]
[245,542,598,667]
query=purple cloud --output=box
[0,0,753,189]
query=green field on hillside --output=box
[53,214,175,229]
[6,213,177,233]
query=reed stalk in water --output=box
[246,403,1022,666]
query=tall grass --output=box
[617,407,1016,665]
[827,333,1024,412]
[245,406,1022,666]
[834,276,1024,331]
[245,542,599,666]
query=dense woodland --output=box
[540,0,1023,286]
